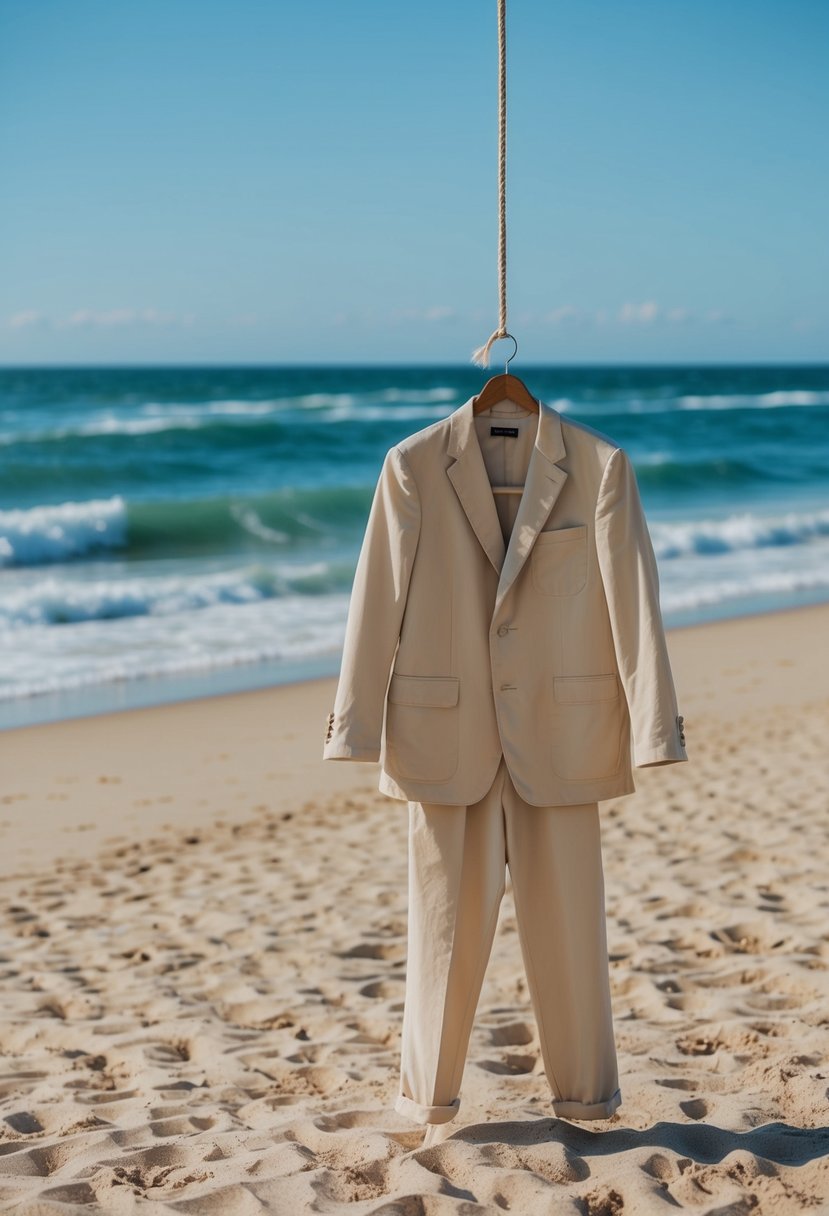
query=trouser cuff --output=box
[552,1086,622,1121]
[394,1091,461,1125]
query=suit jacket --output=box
[322,393,688,806]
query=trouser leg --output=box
[394,759,508,1125]
[502,775,622,1120]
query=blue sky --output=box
[1,0,826,365]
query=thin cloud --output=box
[542,302,729,328]
[387,305,457,323]
[326,301,736,333]
[4,308,197,331]
[7,310,46,330]
[619,300,659,325]
[56,308,196,329]
[330,304,460,327]
[546,305,584,325]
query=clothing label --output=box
[490,425,519,437]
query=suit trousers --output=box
[393,754,622,1125]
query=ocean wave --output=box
[676,390,829,410]
[651,507,829,560]
[552,390,829,416]
[0,497,127,567]
[3,386,827,451]
[0,488,372,567]
[0,593,350,701]
[0,395,459,444]
[132,386,457,415]
[635,456,775,489]
[0,561,353,627]
[661,565,829,612]
[0,413,253,444]
[5,490,829,572]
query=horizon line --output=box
[1,359,828,371]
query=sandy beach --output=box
[1,601,828,1214]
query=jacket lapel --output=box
[446,404,507,577]
[447,395,569,614]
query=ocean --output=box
[1,364,827,729]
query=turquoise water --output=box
[1,364,827,727]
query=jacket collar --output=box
[447,394,569,614]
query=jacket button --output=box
[497,624,509,637]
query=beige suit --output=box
[323,395,688,1127]
[323,394,688,801]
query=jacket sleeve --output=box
[322,445,421,762]
[594,446,688,768]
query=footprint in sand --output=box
[487,1020,535,1047]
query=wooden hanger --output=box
[472,371,538,417]
[472,333,538,494]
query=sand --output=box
[1,602,828,1214]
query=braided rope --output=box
[470,0,508,369]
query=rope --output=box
[470,0,509,369]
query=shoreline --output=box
[2,593,828,736]
[2,598,827,879]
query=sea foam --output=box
[0,497,127,566]
[651,508,829,560]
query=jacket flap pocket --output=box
[388,674,459,708]
[554,673,619,703]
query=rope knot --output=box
[470,326,508,369]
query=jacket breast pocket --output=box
[531,524,588,596]
[550,673,623,781]
[385,673,460,782]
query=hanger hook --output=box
[503,331,518,375]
